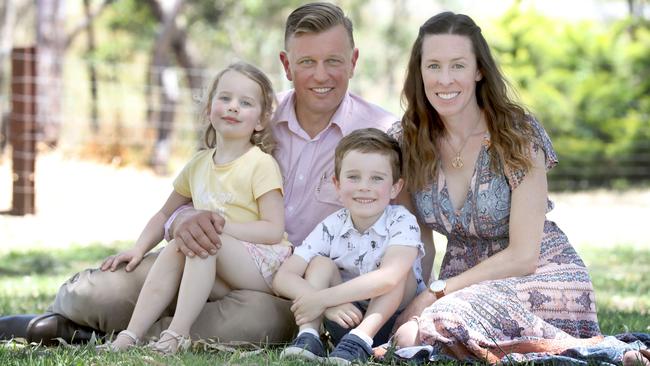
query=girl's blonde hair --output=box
[401,12,534,191]
[201,61,276,153]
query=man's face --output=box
[280,24,359,121]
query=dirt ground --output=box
[1,151,649,252]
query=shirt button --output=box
[288,206,294,212]
[298,174,304,181]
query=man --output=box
[0,2,397,345]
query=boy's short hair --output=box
[334,128,402,182]
[284,2,355,50]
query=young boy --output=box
[273,128,425,364]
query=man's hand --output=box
[172,208,225,258]
[323,303,363,329]
[291,292,327,326]
[100,248,145,272]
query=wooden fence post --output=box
[9,47,37,215]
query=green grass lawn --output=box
[0,242,648,365]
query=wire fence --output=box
[549,147,650,190]
[1,49,649,214]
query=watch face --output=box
[430,280,446,292]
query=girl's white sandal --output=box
[150,329,191,355]
[97,329,140,352]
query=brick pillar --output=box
[9,47,37,215]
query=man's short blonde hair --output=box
[284,2,354,49]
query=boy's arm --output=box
[291,245,418,325]
[101,191,191,272]
[272,255,313,299]
[222,189,285,244]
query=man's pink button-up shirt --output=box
[272,90,397,246]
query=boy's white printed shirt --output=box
[294,204,426,293]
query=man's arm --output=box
[167,205,224,258]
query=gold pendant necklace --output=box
[445,113,482,169]
[451,154,464,169]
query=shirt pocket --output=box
[315,170,341,206]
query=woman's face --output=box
[420,34,482,120]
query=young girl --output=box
[105,61,292,354]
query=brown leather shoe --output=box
[26,313,102,345]
[0,314,37,339]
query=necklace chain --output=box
[444,113,482,169]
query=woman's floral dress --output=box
[391,118,601,362]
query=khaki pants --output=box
[48,251,296,344]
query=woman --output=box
[390,12,603,363]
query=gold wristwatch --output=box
[428,279,447,299]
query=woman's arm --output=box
[395,188,435,283]
[222,188,285,244]
[101,191,191,271]
[391,230,434,330]
[393,151,547,331]
[444,149,547,295]
[291,245,418,325]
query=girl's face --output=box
[210,70,264,141]
[420,34,482,120]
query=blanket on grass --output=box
[374,333,650,365]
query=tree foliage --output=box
[490,4,650,189]
[61,1,649,188]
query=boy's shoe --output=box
[280,332,326,361]
[327,333,373,365]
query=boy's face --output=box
[334,150,404,232]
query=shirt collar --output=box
[274,90,354,137]
[329,92,354,135]
[339,206,390,237]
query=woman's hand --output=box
[392,290,436,333]
[100,248,145,272]
[392,319,420,348]
[291,292,327,325]
[323,303,363,329]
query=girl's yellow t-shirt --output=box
[173,146,289,245]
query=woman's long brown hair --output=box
[401,12,533,191]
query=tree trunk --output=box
[65,0,115,49]
[144,0,183,174]
[144,0,208,173]
[384,0,407,96]
[171,28,203,98]
[83,0,99,135]
[625,0,648,40]
[0,0,17,153]
[36,0,66,148]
